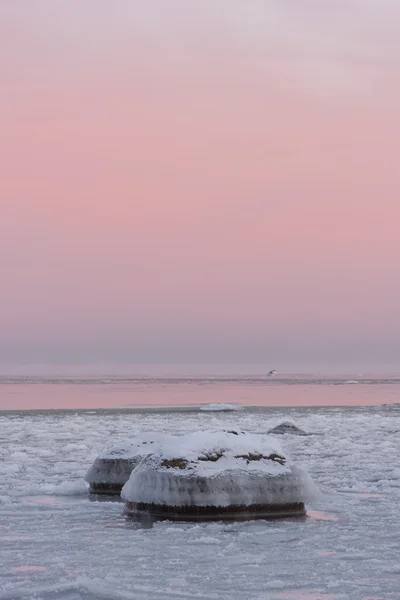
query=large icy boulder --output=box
[85,434,165,495]
[268,421,308,436]
[122,430,316,520]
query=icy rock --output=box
[122,430,317,520]
[85,434,166,495]
[268,421,308,436]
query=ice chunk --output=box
[53,480,88,496]
[0,580,139,600]
[199,403,243,412]
[268,421,308,436]
[122,430,318,519]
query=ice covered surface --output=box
[94,433,167,460]
[130,429,290,477]
[199,403,243,411]
[121,430,316,508]
[268,421,308,436]
[1,405,400,599]
[85,434,167,488]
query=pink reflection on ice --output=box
[274,592,335,600]
[13,565,47,572]
[358,493,383,499]
[24,496,56,505]
[1,378,400,410]
[307,510,339,521]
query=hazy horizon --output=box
[1,362,400,378]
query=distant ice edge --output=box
[200,403,243,412]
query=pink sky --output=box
[1,2,400,372]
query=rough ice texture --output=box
[2,406,400,599]
[200,403,243,412]
[121,430,318,507]
[268,421,308,436]
[85,433,167,486]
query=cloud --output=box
[210,1,400,98]
[1,0,399,99]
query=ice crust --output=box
[121,430,318,507]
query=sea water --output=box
[1,377,400,599]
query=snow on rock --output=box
[268,421,308,436]
[85,433,167,495]
[200,403,244,412]
[121,430,317,515]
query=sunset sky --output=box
[1,1,400,373]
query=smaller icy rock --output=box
[85,434,166,495]
[268,421,308,436]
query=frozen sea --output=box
[1,376,400,599]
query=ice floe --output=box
[199,403,243,412]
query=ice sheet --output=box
[1,406,400,600]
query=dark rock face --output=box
[267,422,308,436]
[88,482,125,496]
[124,501,306,521]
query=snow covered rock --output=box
[268,421,308,436]
[122,430,316,520]
[85,434,165,495]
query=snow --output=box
[199,403,243,412]
[95,433,167,460]
[1,405,400,599]
[131,429,289,476]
